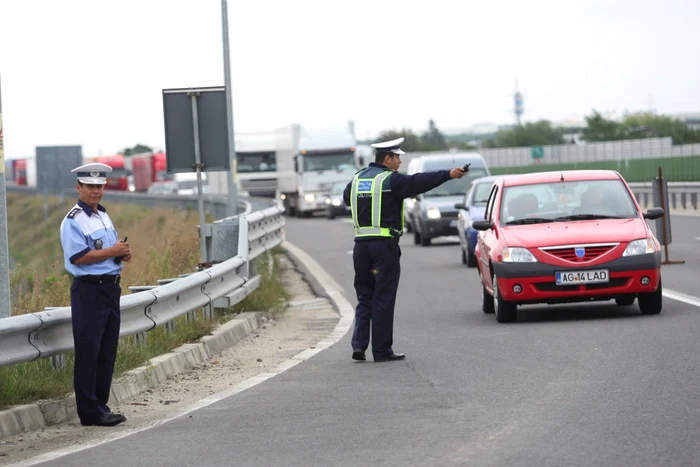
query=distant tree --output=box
[121,144,154,156]
[420,119,448,150]
[581,110,626,142]
[622,112,700,144]
[487,120,566,148]
[374,128,423,151]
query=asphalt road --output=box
[29,212,700,467]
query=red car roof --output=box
[501,170,622,187]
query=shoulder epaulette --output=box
[66,207,83,219]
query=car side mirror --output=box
[454,203,468,211]
[472,220,493,231]
[643,207,664,220]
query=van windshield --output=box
[424,168,488,197]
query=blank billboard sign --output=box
[162,86,230,173]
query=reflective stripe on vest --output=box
[351,170,393,237]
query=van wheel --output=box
[421,234,431,246]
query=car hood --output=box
[423,196,463,212]
[501,218,648,247]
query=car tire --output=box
[420,224,431,246]
[615,296,635,306]
[482,279,495,314]
[638,279,662,315]
[467,246,478,268]
[461,248,467,265]
[493,272,517,323]
[413,227,421,245]
[326,209,335,220]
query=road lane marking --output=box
[663,289,700,308]
[14,240,356,467]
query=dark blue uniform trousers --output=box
[70,279,121,423]
[351,239,401,360]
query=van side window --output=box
[486,185,499,222]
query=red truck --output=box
[93,155,129,190]
[130,152,170,192]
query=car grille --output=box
[539,243,618,262]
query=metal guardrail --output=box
[628,182,700,210]
[0,202,285,368]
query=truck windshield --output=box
[237,152,276,173]
[303,151,355,171]
[424,168,488,197]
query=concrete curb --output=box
[0,312,263,440]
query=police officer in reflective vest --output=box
[59,163,131,427]
[343,137,467,362]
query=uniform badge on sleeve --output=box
[95,239,103,250]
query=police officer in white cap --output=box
[59,162,131,427]
[342,137,467,362]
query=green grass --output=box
[1,193,291,410]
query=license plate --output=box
[555,269,609,286]
[449,220,458,227]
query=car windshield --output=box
[471,182,493,206]
[330,182,345,195]
[500,179,638,225]
[424,168,488,197]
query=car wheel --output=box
[482,278,495,314]
[467,246,478,268]
[420,224,431,246]
[615,296,635,306]
[413,227,421,245]
[638,279,662,315]
[493,272,517,323]
[461,248,467,265]
[326,208,335,220]
[406,220,413,233]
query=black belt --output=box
[77,274,121,285]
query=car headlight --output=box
[426,207,441,219]
[304,193,315,202]
[502,247,538,263]
[325,198,331,204]
[332,199,341,206]
[623,238,655,256]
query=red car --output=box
[472,170,665,323]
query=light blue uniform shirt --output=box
[60,200,123,277]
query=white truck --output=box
[282,124,360,217]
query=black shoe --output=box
[374,352,406,362]
[352,349,366,361]
[81,412,127,427]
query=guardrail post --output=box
[51,354,66,370]
[238,216,250,279]
[693,193,698,210]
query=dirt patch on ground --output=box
[0,254,340,466]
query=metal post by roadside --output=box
[657,166,684,265]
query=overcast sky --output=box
[1,0,699,158]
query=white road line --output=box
[15,240,356,467]
[663,289,700,308]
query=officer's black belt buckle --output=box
[79,274,121,286]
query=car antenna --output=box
[560,171,565,181]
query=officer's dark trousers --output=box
[351,239,401,360]
[70,278,121,423]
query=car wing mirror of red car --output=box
[472,220,493,231]
[454,202,468,211]
[643,207,664,220]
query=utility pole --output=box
[0,74,12,318]
[221,0,238,217]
